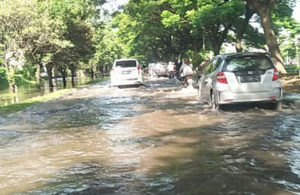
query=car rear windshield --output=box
[116,60,137,68]
[224,56,273,72]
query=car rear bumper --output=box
[155,72,168,76]
[111,77,143,86]
[218,88,282,104]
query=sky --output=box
[293,0,300,21]
[103,0,299,21]
[102,0,128,14]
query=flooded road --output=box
[0,77,300,194]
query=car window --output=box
[116,60,137,67]
[225,56,273,72]
[210,57,221,72]
[215,58,222,69]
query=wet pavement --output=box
[0,77,300,194]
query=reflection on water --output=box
[0,77,300,194]
[0,77,92,107]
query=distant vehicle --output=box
[167,61,176,79]
[148,63,156,76]
[198,52,282,110]
[153,62,168,77]
[110,59,143,87]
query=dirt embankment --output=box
[281,75,300,93]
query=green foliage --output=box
[161,11,180,27]
[113,0,181,63]
[0,0,298,83]
[0,66,36,91]
[15,66,36,80]
[0,67,9,90]
[89,25,123,72]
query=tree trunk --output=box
[213,44,221,55]
[247,0,287,74]
[193,40,199,62]
[90,68,94,80]
[53,66,58,87]
[3,55,17,93]
[70,65,76,88]
[98,64,103,76]
[258,10,286,74]
[46,64,54,88]
[210,24,231,55]
[35,63,41,89]
[235,5,254,52]
[8,79,17,93]
[59,66,67,88]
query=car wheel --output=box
[270,101,282,111]
[210,92,219,111]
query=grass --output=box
[0,89,73,114]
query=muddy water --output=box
[0,77,93,107]
[0,78,300,194]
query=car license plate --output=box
[240,75,260,83]
[122,70,132,74]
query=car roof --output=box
[217,52,271,60]
[115,58,138,62]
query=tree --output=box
[162,0,244,57]
[114,0,181,64]
[89,25,123,77]
[64,21,95,87]
[234,2,255,52]
[23,0,102,88]
[246,0,287,74]
[0,0,36,92]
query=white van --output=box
[110,59,144,87]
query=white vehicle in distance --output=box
[110,59,144,87]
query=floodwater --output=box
[0,77,300,194]
[0,77,92,107]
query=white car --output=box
[110,59,144,87]
[198,52,282,110]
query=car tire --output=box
[210,92,219,111]
[271,101,282,111]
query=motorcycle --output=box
[178,74,194,87]
[184,75,194,87]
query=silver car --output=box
[198,52,282,110]
[153,62,168,77]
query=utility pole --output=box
[295,35,300,76]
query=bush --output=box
[0,67,9,90]
[285,65,300,75]
[15,65,36,80]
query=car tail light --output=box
[137,65,141,73]
[272,68,279,81]
[216,72,228,84]
[173,66,176,71]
